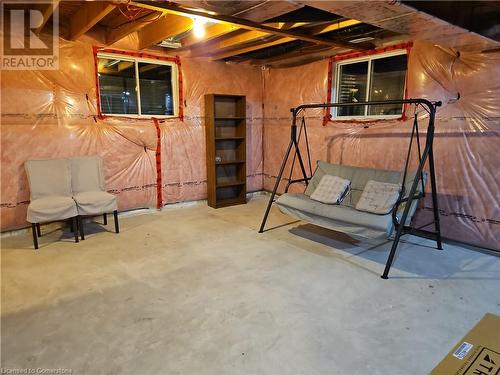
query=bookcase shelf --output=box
[205,94,247,208]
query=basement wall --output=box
[0,36,264,231]
[262,40,500,251]
[1,36,498,252]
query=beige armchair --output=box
[25,159,79,249]
[70,156,119,239]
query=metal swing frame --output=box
[258,99,443,279]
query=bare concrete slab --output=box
[1,195,499,374]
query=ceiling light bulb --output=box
[193,17,206,38]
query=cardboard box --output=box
[431,313,500,375]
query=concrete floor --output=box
[1,195,499,375]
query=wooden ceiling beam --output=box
[189,22,311,56]
[210,37,295,60]
[210,19,363,60]
[307,19,362,35]
[105,11,161,45]
[69,1,116,40]
[137,13,193,50]
[181,23,238,48]
[34,0,60,34]
[252,46,346,66]
[129,1,364,50]
[264,22,308,30]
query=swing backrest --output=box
[305,160,424,209]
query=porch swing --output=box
[258,99,443,279]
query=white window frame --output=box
[97,52,179,118]
[331,49,408,120]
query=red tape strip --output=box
[153,118,163,209]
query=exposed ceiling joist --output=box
[35,0,60,34]
[218,30,273,50]
[181,23,238,48]
[169,0,304,23]
[301,0,499,51]
[211,37,295,60]
[69,1,116,40]
[233,1,304,23]
[129,1,365,50]
[210,19,362,60]
[252,45,345,66]
[138,13,193,50]
[307,19,362,34]
[106,12,160,45]
[189,22,307,57]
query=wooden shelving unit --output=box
[205,94,247,208]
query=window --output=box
[96,53,179,117]
[332,50,407,119]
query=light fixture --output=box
[192,16,207,38]
[349,36,375,44]
[157,39,182,48]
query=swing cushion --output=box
[310,175,350,204]
[355,180,401,215]
[277,193,395,238]
[276,161,426,239]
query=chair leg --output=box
[73,217,79,243]
[113,210,119,233]
[103,213,107,225]
[32,223,39,250]
[36,223,41,237]
[78,216,85,240]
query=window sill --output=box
[99,113,179,120]
[331,114,402,121]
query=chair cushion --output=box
[310,175,350,204]
[27,196,77,223]
[355,180,401,215]
[276,193,394,237]
[73,191,117,216]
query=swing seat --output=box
[276,161,426,239]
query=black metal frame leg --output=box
[32,223,39,250]
[78,216,85,240]
[36,223,41,237]
[113,210,119,233]
[73,217,80,243]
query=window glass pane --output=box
[368,54,407,115]
[138,62,174,116]
[97,57,138,115]
[337,61,368,117]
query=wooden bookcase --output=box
[205,94,247,208]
